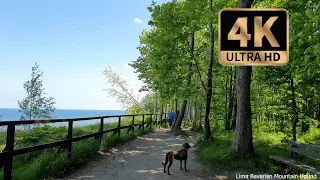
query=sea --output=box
[0,108,125,129]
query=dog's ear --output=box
[182,143,191,149]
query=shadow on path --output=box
[62,128,215,180]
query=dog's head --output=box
[182,143,191,150]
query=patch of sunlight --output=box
[216,175,228,180]
[122,150,145,155]
[118,158,127,163]
[138,137,165,142]
[136,169,162,174]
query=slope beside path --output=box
[61,128,217,180]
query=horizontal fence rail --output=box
[0,113,168,180]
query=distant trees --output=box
[140,93,157,113]
[18,63,56,120]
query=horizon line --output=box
[0,107,125,111]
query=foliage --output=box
[18,63,56,121]
[195,121,320,174]
[125,104,144,115]
[130,0,320,175]
[103,66,145,112]
[139,93,157,113]
[131,1,194,100]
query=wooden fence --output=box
[0,113,168,180]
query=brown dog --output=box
[162,143,191,175]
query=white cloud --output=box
[133,18,143,23]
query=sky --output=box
[0,0,170,110]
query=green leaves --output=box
[18,63,56,121]
[102,66,145,113]
[132,0,217,101]
[132,0,320,130]
[250,0,320,130]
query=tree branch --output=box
[193,56,208,93]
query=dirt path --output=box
[62,128,217,180]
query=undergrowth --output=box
[194,120,320,177]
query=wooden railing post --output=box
[131,116,135,134]
[149,114,152,130]
[99,117,104,144]
[4,124,15,180]
[142,115,145,132]
[67,120,73,159]
[117,116,121,137]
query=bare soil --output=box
[61,128,220,180]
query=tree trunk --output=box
[160,102,163,121]
[192,101,197,129]
[232,66,255,156]
[173,100,188,130]
[175,99,178,122]
[193,74,199,130]
[270,87,276,132]
[290,74,299,141]
[232,0,255,157]
[183,104,189,127]
[189,103,191,123]
[231,68,237,130]
[301,96,309,132]
[225,68,229,130]
[280,116,284,131]
[203,0,214,141]
[172,32,194,131]
[199,103,203,129]
[186,103,189,123]
[227,67,234,130]
[171,99,178,128]
[154,93,157,115]
[256,81,260,122]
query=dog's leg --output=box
[184,159,189,171]
[162,153,169,173]
[180,160,183,170]
[167,161,173,175]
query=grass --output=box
[194,120,320,177]
[0,116,158,180]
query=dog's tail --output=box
[162,152,169,165]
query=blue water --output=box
[0,108,125,128]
